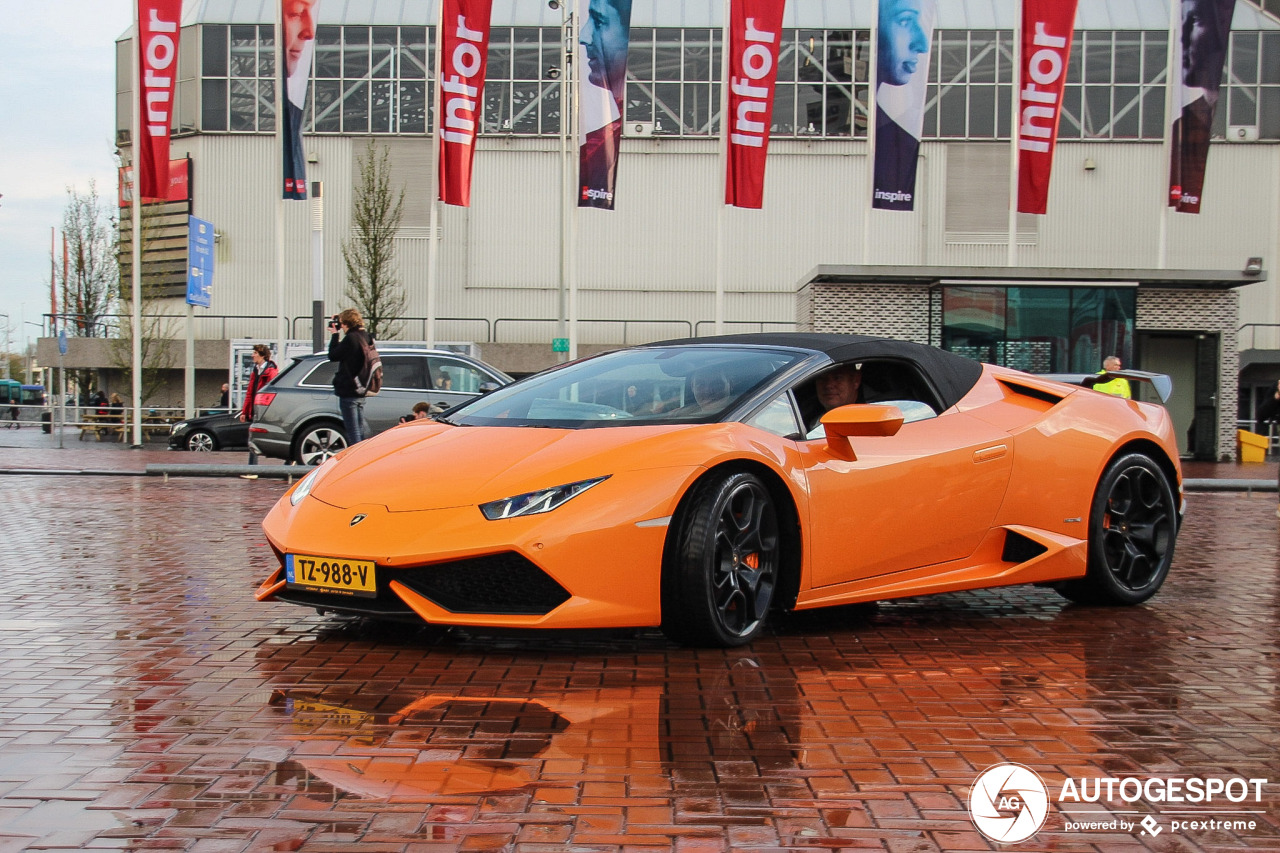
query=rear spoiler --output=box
[1041,370,1173,404]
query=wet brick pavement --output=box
[0,440,1277,851]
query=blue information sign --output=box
[186,216,215,308]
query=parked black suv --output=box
[249,348,512,464]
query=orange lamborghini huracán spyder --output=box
[256,334,1183,647]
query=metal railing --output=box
[43,313,285,341]
[39,312,796,347]
[493,318,694,345]
[2,404,194,440]
[289,315,494,343]
[1239,324,1280,350]
[693,320,798,336]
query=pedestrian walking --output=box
[239,344,278,465]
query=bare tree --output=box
[57,181,118,338]
[342,141,406,341]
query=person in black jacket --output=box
[1258,379,1280,519]
[328,308,371,444]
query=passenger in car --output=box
[682,367,732,415]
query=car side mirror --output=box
[821,404,903,461]
[478,382,500,395]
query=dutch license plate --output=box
[286,554,376,597]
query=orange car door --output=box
[800,410,1014,588]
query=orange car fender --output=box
[981,395,1181,537]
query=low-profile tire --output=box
[661,471,780,647]
[1055,452,1178,606]
[186,430,218,452]
[294,423,348,466]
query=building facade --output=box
[103,0,1280,458]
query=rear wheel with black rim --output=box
[1055,453,1178,606]
[661,471,780,647]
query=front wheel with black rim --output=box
[1055,453,1178,606]
[661,471,781,647]
[295,423,348,466]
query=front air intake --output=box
[396,553,571,615]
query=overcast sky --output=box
[0,1,132,352]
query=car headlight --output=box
[171,422,187,434]
[289,466,324,506]
[479,476,610,520]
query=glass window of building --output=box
[190,23,1277,142]
[941,286,1135,374]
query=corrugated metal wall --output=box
[170,133,1280,346]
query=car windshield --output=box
[446,346,808,428]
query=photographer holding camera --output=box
[327,308,372,444]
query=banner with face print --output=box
[281,0,319,200]
[725,0,786,209]
[1168,0,1234,214]
[136,0,183,200]
[1017,0,1078,214]
[438,0,494,206]
[578,0,633,210]
[871,0,936,211]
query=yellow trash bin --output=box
[1238,429,1269,463]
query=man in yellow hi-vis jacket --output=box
[1094,356,1131,399]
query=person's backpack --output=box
[353,332,383,397]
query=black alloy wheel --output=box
[1056,453,1178,606]
[662,471,780,647]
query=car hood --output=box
[308,421,743,512]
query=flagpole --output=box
[274,1,287,363]
[1007,12,1022,266]
[568,0,580,361]
[862,3,878,266]
[426,2,445,349]
[130,1,144,447]
[556,0,569,362]
[1157,0,1178,269]
[715,0,730,335]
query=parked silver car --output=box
[249,348,512,464]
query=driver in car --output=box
[807,364,863,439]
[816,364,862,411]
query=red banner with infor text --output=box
[437,0,493,207]
[725,0,786,209]
[136,0,183,200]
[1017,0,1078,215]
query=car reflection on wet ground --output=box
[0,475,1276,851]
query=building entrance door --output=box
[1138,332,1219,460]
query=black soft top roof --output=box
[644,332,985,411]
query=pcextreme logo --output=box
[969,763,1050,843]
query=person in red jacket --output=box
[239,344,278,467]
[239,344,278,423]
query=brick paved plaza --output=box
[0,439,1277,851]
